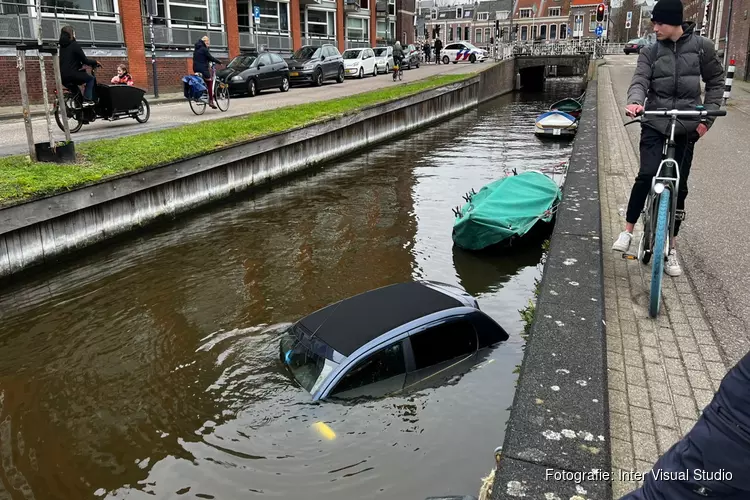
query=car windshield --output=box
[627,39,641,44]
[292,46,321,59]
[374,48,388,57]
[280,327,340,394]
[228,56,256,68]
[342,50,362,59]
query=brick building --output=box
[568,0,609,39]
[0,0,418,104]
[725,0,749,80]
[513,0,573,42]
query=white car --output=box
[373,46,394,74]
[441,42,488,64]
[342,48,378,78]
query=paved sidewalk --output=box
[598,63,731,498]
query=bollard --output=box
[723,58,735,105]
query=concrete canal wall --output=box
[491,78,611,498]
[0,59,516,279]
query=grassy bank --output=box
[0,73,471,206]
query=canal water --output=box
[0,78,583,500]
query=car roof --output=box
[297,282,464,357]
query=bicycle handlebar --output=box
[638,109,727,118]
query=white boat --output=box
[534,111,578,138]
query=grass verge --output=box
[1,73,471,206]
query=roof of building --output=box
[297,282,463,357]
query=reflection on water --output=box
[0,78,582,500]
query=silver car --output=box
[280,280,509,401]
[374,46,394,74]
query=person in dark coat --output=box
[612,0,724,276]
[433,37,443,64]
[59,25,99,105]
[620,350,750,499]
[423,40,431,63]
[193,36,222,108]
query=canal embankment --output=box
[0,60,517,279]
[490,68,611,499]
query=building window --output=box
[388,0,394,15]
[540,24,546,39]
[42,0,116,17]
[520,25,528,40]
[377,19,387,38]
[531,24,537,39]
[549,23,557,39]
[430,7,437,19]
[455,6,462,18]
[484,27,490,42]
[548,7,560,17]
[519,8,531,18]
[456,25,461,40]
[464,25,469,40]
[496,10,508,19]
[589,11,597,31]
[463,9,472,18]
[347,16,368,40]
[238,0,287,31]
[448,25,453,40]
[560,23,567,39]
[306,8,334,36]
[389,21,395,38]
[475,28,482,43]
[476,12,488,21]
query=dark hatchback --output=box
[623,38,648,54]
[217,51,290,96]
[285,44,345,86]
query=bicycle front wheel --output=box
[190,97,207,115]
[649,190,671,317]
[215,84,230,112]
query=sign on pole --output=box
[595,24,603,37]
[626,10,632,21]
[253,5,261,24]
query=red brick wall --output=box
[727,0,749,80]
[145,57,194,94]
[223,0,241,58]
[0,56,124,105]
[396,0,415,44]
[120,0,149,87]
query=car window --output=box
[342,49,362,59]
[330,342,406,396]
[410,320,478,370]
[270,53,284,64]
[326,46,340,57]
[292,46,321,59]
[258,54,272,65]
[445,43,460,50]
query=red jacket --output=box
[111,73,134,86]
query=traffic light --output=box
[495,19,500,30]
[596,3,605,22]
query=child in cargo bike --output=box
[111,64,134,86]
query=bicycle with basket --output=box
[183,62,230,115]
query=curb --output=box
[0,95,185,122]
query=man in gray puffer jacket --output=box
[612,0,725,277]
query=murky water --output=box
[0,78,583,500]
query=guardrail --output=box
[346,38,370,49]
[503,40,629,58]
[302,33,337,47]
[238,27,291,52]
[0,2,123,46]
[143,16,226,50]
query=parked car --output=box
[218,52,290,96]
[285,44,345,86]
[342,47,378,78]
[441,42,488,64]
[374,46,394,74]
[623,38,648,55]
[280,281,509,401]
[401,44,421,70]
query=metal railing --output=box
[143,16,226,49]
[346,37,370,48]
[0,2,123,46]
[503,39,625,58]
[301,32,337,46]
[238,26,291,52]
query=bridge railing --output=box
[504,40,626,58]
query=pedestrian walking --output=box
[424,41,431,63]
[434,37,443,64]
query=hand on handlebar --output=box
[625,104,644,117]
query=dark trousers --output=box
[435,49,441,63]
[63,71,95,101]
[619,350,750,499]
[626,126,698,237]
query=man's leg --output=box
[612,126,664,252]
[664,132,697,276]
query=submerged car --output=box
[280,281,509,401]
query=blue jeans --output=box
[65,71,95,101]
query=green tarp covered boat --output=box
[452,170,563,251]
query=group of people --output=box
[418,38,444,64]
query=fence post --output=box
[16,50,36,161]
[52,50,71,142]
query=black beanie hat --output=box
[651,0,683,26]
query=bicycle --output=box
[622,106,726,317]
[392,61,403,81]
[188,62,230,115]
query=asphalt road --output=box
[1,61,481,157]
[606,54,750,365]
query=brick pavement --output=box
[597,63,731,499]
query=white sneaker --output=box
[665,248,682,277]
[612,231,632,252]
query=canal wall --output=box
[0,60,516,279]
[490,79,611,497]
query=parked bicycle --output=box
[622,106,726,317]
[187,62,230,115]
[53,67,150,133]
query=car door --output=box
[256,53,273,89]
[364,48,375,74]
[325,341,407,400]
[270,53,286,86]
[323,46,338,78]
[403,317,479,393]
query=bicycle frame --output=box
[649,114,681,256]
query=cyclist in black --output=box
[193,36,222,108]
[59,25,100,106]
[392,41,404,78]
